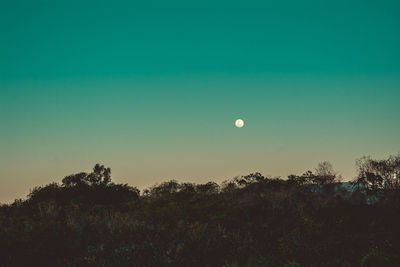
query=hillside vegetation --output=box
[1,155,400,267]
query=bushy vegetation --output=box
[1,155,400,267]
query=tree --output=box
[287,162,339,187]
[87,164,112,185]
[313,161,339,185]
[62,164,112,187]
[196,182,220,194]
[61,172,88,187]
[234,172,268,186]
[287,171,314,186]
[355,154,400,192]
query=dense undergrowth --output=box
[1,155,400,267]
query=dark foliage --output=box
[1,156,400,267]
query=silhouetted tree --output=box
[1,157,400,267]
[287,171,314,186]
[62,164,112,187]
[356,154,400,192]
[314,161,339,185]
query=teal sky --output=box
[1,0,399,203]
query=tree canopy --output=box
[1,155,400,266]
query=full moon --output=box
[235,119,244,128]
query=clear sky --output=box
[1,0,399,203]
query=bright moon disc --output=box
[235,119,244,128]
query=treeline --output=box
[0,155,400,267]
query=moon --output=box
[235,119,244,128]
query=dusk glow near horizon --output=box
[0,0,399,203]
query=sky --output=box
[1,0,399,203]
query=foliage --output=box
[1,157,400,266]
[360,248,390,267]
[356,154,400,193]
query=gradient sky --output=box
[1,0,399,203]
